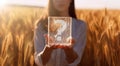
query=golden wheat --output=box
[0,6,120,66]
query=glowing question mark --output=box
[54,19,67,41]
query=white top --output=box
[34,18,87,66]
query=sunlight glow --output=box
[0,0,7,8]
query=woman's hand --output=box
[42,35,78,64]
[57,37,75,48]
[40,34,58,65]
[57,37,78,64]
[44,34,59,47]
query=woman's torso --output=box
[40,18,86,66]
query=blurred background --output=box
[0,0,120,66]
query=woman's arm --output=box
[59,21,87,65]
[35,46,54,66]
[63,46,78,64]
[68,22,87,66]
[34,23,54,66]
[40,45,55,65]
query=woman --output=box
[34,0,87,66]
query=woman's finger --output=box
[44,34,54,44]
[70,39,75,45]
[67,37,75,45]
[44,34,48,41]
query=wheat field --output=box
[0,6,120,66]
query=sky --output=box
[37,0,120,9]
[1,0,120,9]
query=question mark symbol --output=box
[54,19,67,41]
